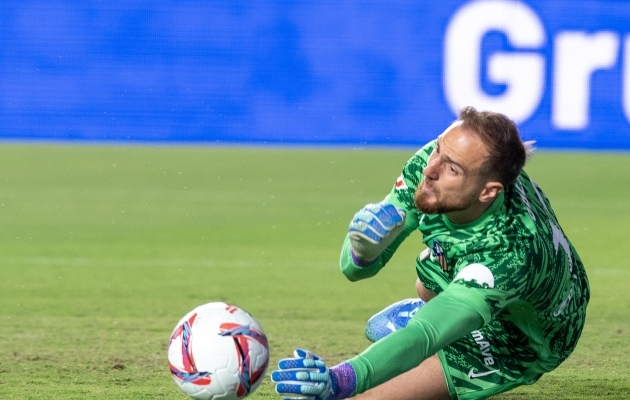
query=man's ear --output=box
[479,181,503,204]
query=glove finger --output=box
[294,348,322,360]
[352,204,404,234]
[271,370,329,383]
[276,382,326,397]
[276,384,315,400]
[371,203,405,229]
[277,358,327,370]
[348,221,387,243]
[351,212,390,234]
[281,398,312,400]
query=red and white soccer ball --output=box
[168,302,270,400]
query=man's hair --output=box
[458,106,531,186]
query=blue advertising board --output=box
[1,0,630,149]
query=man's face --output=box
[414,122,490,215]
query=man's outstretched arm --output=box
[272,287,489,399]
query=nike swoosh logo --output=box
[468,368,499,379]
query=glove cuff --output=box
[329,362,357,400]
[351,249,379,268]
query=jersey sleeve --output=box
[339,141,436,281]
[347,287,485,395]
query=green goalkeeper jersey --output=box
[340,140,590,395]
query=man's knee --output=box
[416,278,437,302]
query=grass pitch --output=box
[0,144,628,399]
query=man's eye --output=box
[449,165,457,173]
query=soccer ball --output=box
[167,302,270,400]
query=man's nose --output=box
[424,158,440,179]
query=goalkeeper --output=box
[272,107,590,399]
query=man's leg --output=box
[364,279,437,342]
[352,354,451,400]
[416,278,436,302]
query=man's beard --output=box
[414,181,475,215]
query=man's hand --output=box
[272,349,332,400]
[348,202,406,263]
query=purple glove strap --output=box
[351,249,379,267]
[329,362,357,400]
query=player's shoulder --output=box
[503,171,556,239]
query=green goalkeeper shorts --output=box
[438,317,543,399]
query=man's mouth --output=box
[421,180,435,196]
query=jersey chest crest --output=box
[432,239,449,272]
[420,239,451,273]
